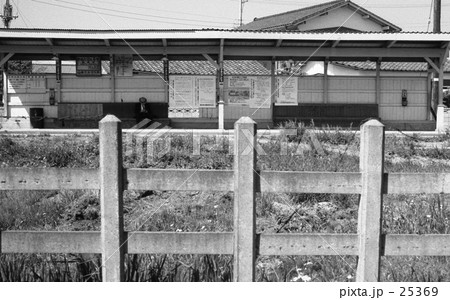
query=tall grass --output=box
[1,125,450,281]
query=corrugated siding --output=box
[298,77,323,103]
[61,75,166,103]
[115,75,166,103]
[200,107,218,119]
[224,105,271,120]
[298,76,376,104]
[379,77,427,121]
[328,77,376,104]
[61,75,110,103]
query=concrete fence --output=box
[1,115,450,282]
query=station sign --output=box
[76,56,102,77]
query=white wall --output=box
[7,74,167,119]
[297,76,427,121]
[379,77,428,121]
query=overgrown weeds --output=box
[1,125,450,281]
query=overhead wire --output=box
[12,0,34,28]
[90,0,238,21]
[32,0,235,28]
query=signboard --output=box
[7,76,26,93]
[168,76,216,117]
[227,76,271,108]
[197,77,216,107]
[76,56,102,77]
[114,55,133,77]
[7,76,46,93]
[169,76,195,108]
[227,76,251,105]
[169,76,197,118]
[249,76,271,109]
[276,77,298,105]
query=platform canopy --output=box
[0,28,449,62]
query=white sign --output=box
[169,76,195,108]
[276,77,298,105]
[114,55,133,77]
[8,76,46,93]
[227,76,272,108]
[249,76,271,109]
[197,77,216,107]
[227,76,251,105]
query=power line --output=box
[12,0,34,28]
[31,0,234,28]
[90,0,237,21]
[242,0,450,8]
[50,0,234,26]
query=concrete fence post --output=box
[356,119,385,282]
[233,117,257,282]
[99,115,125,282]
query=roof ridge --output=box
[249,0,345,23]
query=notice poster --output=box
[276,77,298,105]
[114,55,133,77]
[249,76,271,109]
[169,76,195,108]
[227,76,251,105]
[197,76,216,107]
[169,76,198,118]
[8,76,46,93]
[7,76,26,93]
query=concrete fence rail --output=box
[1,115,450,282]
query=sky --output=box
[5,0,450,32]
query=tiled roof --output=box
[32,61,109,74]
[32,60,271,76]
[332,61,450,72]
[239,0,344,31]
[238,0,401,32]
[114,60,270,76]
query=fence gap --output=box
[233,117,257,282]
[356,119,385,282]
[99,115,125,282]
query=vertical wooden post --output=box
[56,56,62,104]
[376,59,381,118]
[99,115,125,282]
[218,39,225,130]
[110,55,116,103]
[357,119,384,282]
[2,66,7,117]
[323,59,329,104]
[375,59,381,104]
[233,117,257,282]
[427,67,432,120]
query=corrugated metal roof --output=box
[332,61,450,72]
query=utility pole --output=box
[0,0,18,29]
[240,0,248,27]
[431,0,442,119]
[434,0,441,33]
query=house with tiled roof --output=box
[239,0,401,32]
